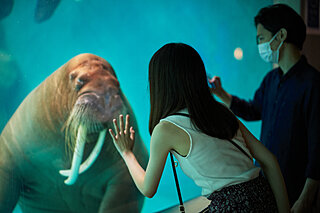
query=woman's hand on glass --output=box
[109,114,135,157]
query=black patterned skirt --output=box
[201,175,278,213]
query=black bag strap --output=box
[168,112,188,212]
[169,152,185,213]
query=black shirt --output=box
[230,56,320,205]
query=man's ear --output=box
[278,28,287,42]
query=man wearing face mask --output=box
[210,4,320,212]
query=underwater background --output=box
[0,0,272,212]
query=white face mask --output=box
[258,32,284,64]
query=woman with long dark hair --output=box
[109,43,289,212]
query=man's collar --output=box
[277,55,307,81]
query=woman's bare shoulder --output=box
[155,120,183,136]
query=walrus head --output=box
[68,53,122,127]
[60,54,123,185]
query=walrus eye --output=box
[69,72,76,81]
[75,78,85,91]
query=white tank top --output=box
[160,109,260,196]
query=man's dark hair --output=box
[254,4,306,50]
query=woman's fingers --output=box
[109,115,135,156]
[125,115,130,136]
[119,114,125,134]
[130,127,135,141]
[111,114,132,139]
[113,118,120,136]
[109,129,116,140]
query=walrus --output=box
[0,53,149,213]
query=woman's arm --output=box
[109,114,179,198]
[237,119,290,213]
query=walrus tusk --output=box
[59,129,106,177]
[62,125,87,185]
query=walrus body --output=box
[0,53,148,213]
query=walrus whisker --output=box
[64,103,103,162]
[64,104,86,161]
[61,102,106,184]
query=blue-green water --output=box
[0,0,272,212]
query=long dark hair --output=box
[148,43,239,139]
